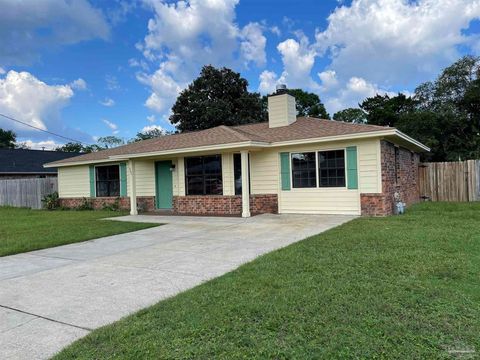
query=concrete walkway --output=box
[0,213,354,359]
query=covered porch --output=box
[124,149,256,218]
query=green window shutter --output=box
[89,165,95,197]
[346,146,358,189]
[280,152,291,191]
[119,162,127,197]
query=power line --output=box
[0,112,88,144]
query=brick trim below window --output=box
[173,194,278,216]
[59,196,155,212]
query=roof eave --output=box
[393,130,430,152]
[45,141,270,167]
[105,141,268,160]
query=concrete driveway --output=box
[0,213,354,359]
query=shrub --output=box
[101,197,120,211]
[76,197,94,211]
[41,192,60,210]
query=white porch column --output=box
[128,159,137,215]
[241,150,250,218]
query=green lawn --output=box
[0,207,157,257]
[56,203,480,359]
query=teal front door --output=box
[155,161,173,209]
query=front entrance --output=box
[155,161,173,209]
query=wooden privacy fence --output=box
[419,160,480,202]
[0,177,58,209]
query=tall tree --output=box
[262,89,330,119]
[130,127,168,142]
[56,142,86,153]
[97,136,124,149]
[170,65,265,132]
[353,56,480,161]
[0,129,16,148]
[332,108,367,123]
[360,93,416,127]
[286,89,330,119]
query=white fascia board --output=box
[43,158,119,168]
[107,141,269,160]
[268,129,397,147]
[394,130,430,152]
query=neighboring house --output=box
[0,148,80,179]
[45,88,429,217]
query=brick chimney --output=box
[267,84,297,128]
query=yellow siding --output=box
[57,165,90,198]
[126,159,155,196]
[250,150,279,194]
[248,138,381,215]
[358,139,381,193]
[280,188,360,215]
[267,94,296,128]
[222,153,234,195]
[177,157,186,196]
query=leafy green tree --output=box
[131,128,168,142]
[170,65,265,131]
[286,89,330,119]
[97,136,124,149]
[0,129,16,148]
[262,89,330,119]
[360,93,416,127]
[56,142,86,153]
[355,56,480,161]
[333,108,367,123]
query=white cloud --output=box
[102,119,119,134]
[318,70,339,91]
[138,0,267,114]
[0,70,85,140]
[314,0,480,87]
[105,75,120,91]
[0,67,5,75]
[70,78,87,90]
[140,124,165,133]
[0,0,110,66]
[240,22,267,67]
[270,26,281,37]
[17,139,63,151]
[100,98,115,107]
[324,76,397,114]
[258,70,279,94]
[146,115,156,123]
[137,60,184,113]
[276,34,319,90]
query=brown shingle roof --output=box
[47,118,390,166]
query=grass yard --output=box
[0,207,157,257]
[56,203,480,359]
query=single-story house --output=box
[45,88,429,217]
[0,148,80,179]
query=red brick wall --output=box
[173,194,278,216]
[173,195,242,215]
[361,141,420,216]
[250,194,278,214]
[59,196,155,212]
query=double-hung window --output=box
[185,155,223,195]
[318,150,345,187]
[291,150,346,189]
[95,165,120,197]
[291,152,317,188]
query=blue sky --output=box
[0,0,479,149]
